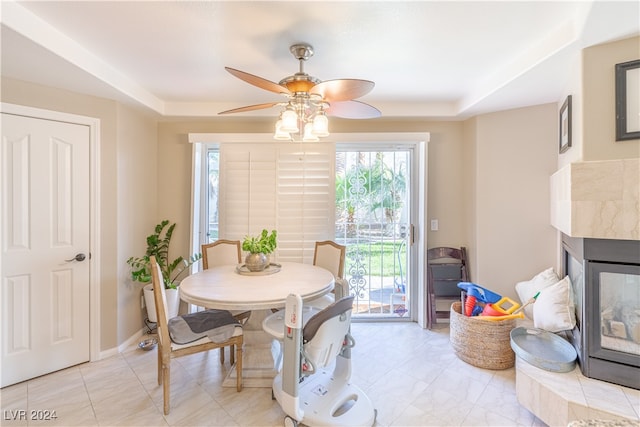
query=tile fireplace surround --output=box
[516,357,640,426]
[550,158,640,240]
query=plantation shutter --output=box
[219,142,334,262]
[219,144,277,240]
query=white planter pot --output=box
[143,283,180,323]
[165,287,180,319]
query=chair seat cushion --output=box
[168,309,240,344]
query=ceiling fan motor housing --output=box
[279,75,320,93]
[279,43,321,93]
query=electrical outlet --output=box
[430,219,439,231]
[141,295,145,309]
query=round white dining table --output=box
[179,261,334,387]
[179,261,334,310]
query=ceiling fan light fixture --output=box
[302,123,319,142]
[312,112,329,137]
[280,108,299,133]
[273,120,291,141]
[221,42,379,142]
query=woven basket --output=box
[450,301,515,370]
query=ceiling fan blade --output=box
[325,100,381,119]
[225,67,291,95]
[310,79,375,102]
[219,102,280,115]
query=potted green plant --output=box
[127,220,202,321]
[242,229,277,272]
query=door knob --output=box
[65,253,86,262]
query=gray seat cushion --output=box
[168,309,240,344]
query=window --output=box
[192,140,334,263]
[206,147,219,242]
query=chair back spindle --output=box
[150,256,171,347]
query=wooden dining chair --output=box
[306,240,348,309]
[150,256,243,415]
[201,239,251,364]
[426,246,469,329]
[202,239,242,269]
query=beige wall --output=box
[557,49,584,168]
[582,36,640,161]
[462,118,478,279]
[116,103,158,344]
[470,104,558,302]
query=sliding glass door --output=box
[336,147,415,319]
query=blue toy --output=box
[457,282,502,316]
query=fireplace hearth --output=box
[562,234,640,390]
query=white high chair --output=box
[270,294,376,427]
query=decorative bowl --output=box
[138,338,158,351]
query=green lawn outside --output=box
[345,241,407,277]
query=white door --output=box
[1,113,90,387]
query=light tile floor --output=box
[1,322,547,426]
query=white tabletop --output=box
[179,261,334,310]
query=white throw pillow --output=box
[533,276,576,332]
[515,268,560,319]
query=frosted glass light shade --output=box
[312,113,329,137]
[273,120,291,140]
[303,123,319,142]
[280,109,299,133]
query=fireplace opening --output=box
[562,234,640,390]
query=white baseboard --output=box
[98,327,147,360]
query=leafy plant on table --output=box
[242,229,277,254]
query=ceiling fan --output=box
[219,43,381,141]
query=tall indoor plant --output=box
[127,220,201,321]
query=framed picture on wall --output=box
[615,59,640,141]
[559,95,572,153]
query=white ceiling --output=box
[1,1,639,119]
